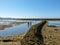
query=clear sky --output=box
[0,0,60,18]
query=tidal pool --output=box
[0,21,60,37]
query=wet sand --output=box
[0,27,60,45]
[0,34,25,45]
[0,21,60,45]
[0,22,27,30]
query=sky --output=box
[0,0,60,18]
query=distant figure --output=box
[28,22,32,28]
[21,21,47,45]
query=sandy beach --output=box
[0,21,60,45]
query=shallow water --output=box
[0,21,60,37]
[48,21,60,26]
[0,23,29,37]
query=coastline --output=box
[0,21,60,45]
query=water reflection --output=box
[0,21,60,37]
[0,23,29,37]
[48,21,60,26]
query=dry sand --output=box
[42,26,60,45]
[0,27,60,45]
[0,21,60,45]
[0,34,25,45]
